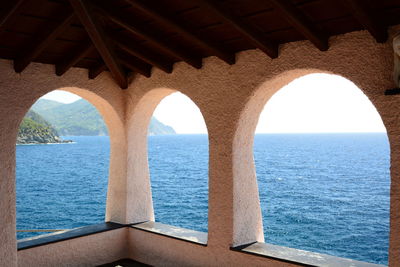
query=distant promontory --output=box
[29,99,176,136]
[17,110,72,144]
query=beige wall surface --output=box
[0,62,127,266]
[0,26,399,266]
[127,228,299,267]
[17,228,128,267]
[123,28,399,266]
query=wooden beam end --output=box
[267,45,279,59]
[165,64,173,73]
[13,60,25,73]
[376,31,388,44]
[55,65,64,76]
[225,54,236,65]
[384,88,400,95]
[317,40,329,52]
[119,78,129,89]
[192,58,203,69]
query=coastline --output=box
[16,141,76,146]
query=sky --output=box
[41,73,386,134]
[41,90,81,103]
[255,74,386,133]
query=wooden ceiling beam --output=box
[343,0,388,43]
[93,1,202,69]
[269,0,328,51]
[14,11,75,73]
[124,0,235,65]
[112,33,173,74]
[385,88,400,95]
[69,0,128,89]
[56,41,93,76]
[117,50,152,78]
[195,0,278,58]
[0,0,25,32]
[89,63,107,79]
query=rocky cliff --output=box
[17,110,72,144]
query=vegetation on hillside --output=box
[31,98,176,136]
[17,111,71,144]
[149,117,176,135]
[32,99,107,136]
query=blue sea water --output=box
[16,133,389,265]
[16,136,110,236]
[254,133,390,265]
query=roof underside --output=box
[0,0,399,89]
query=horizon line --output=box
[151,131,388,135]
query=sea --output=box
[16,133,390,265]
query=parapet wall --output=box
[122,26,400,266]
[0,26,399,266]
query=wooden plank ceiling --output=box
[0,0,399,89]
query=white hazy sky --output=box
[41,74,386,134]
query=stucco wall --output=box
[123,27,399,265]
[127,228,298,267]
[0,26,399,266]
[0,61,127,266]
[17,228,128,267]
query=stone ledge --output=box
[17,222,127,251]
[231,242,386,267]
[17,222,386,267]
[131,221,207,246]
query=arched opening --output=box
[16,90,112,239]
[147,92,209,232]
[253,74,390,264]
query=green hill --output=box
[149,117,175,135]
[31,99,64,113]
[32,99,108,136]
[31,98,176,136]
[17,110,71,144]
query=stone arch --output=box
[57,87,125,144]
[53,87,126,224]
[125,87,210,225]
[13,86,126,223]
[232,68,390,247]
[0,63,127,265]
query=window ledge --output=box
[231,242,385,267]
[131,221,207,246]
[18,222,127,251]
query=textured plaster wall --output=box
[127,228,298,267]
[0,61,127,266]
[123,27,400,266]
[17,228,128,266]
[1,26,400,266]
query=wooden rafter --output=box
[89,63,107,79]
[269,0,328,51]
[0,0,397,86]
[343,0,388,43]
[0,0,25,32]
[195,0,278,58]
[69,0,128,89]
[124,0,235,65]
[117,50,152,78]
[93,1,203,69]
[385,88,400,95]
[14,11,75,73]
[56,41,93,76]
[112,33,173,74]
